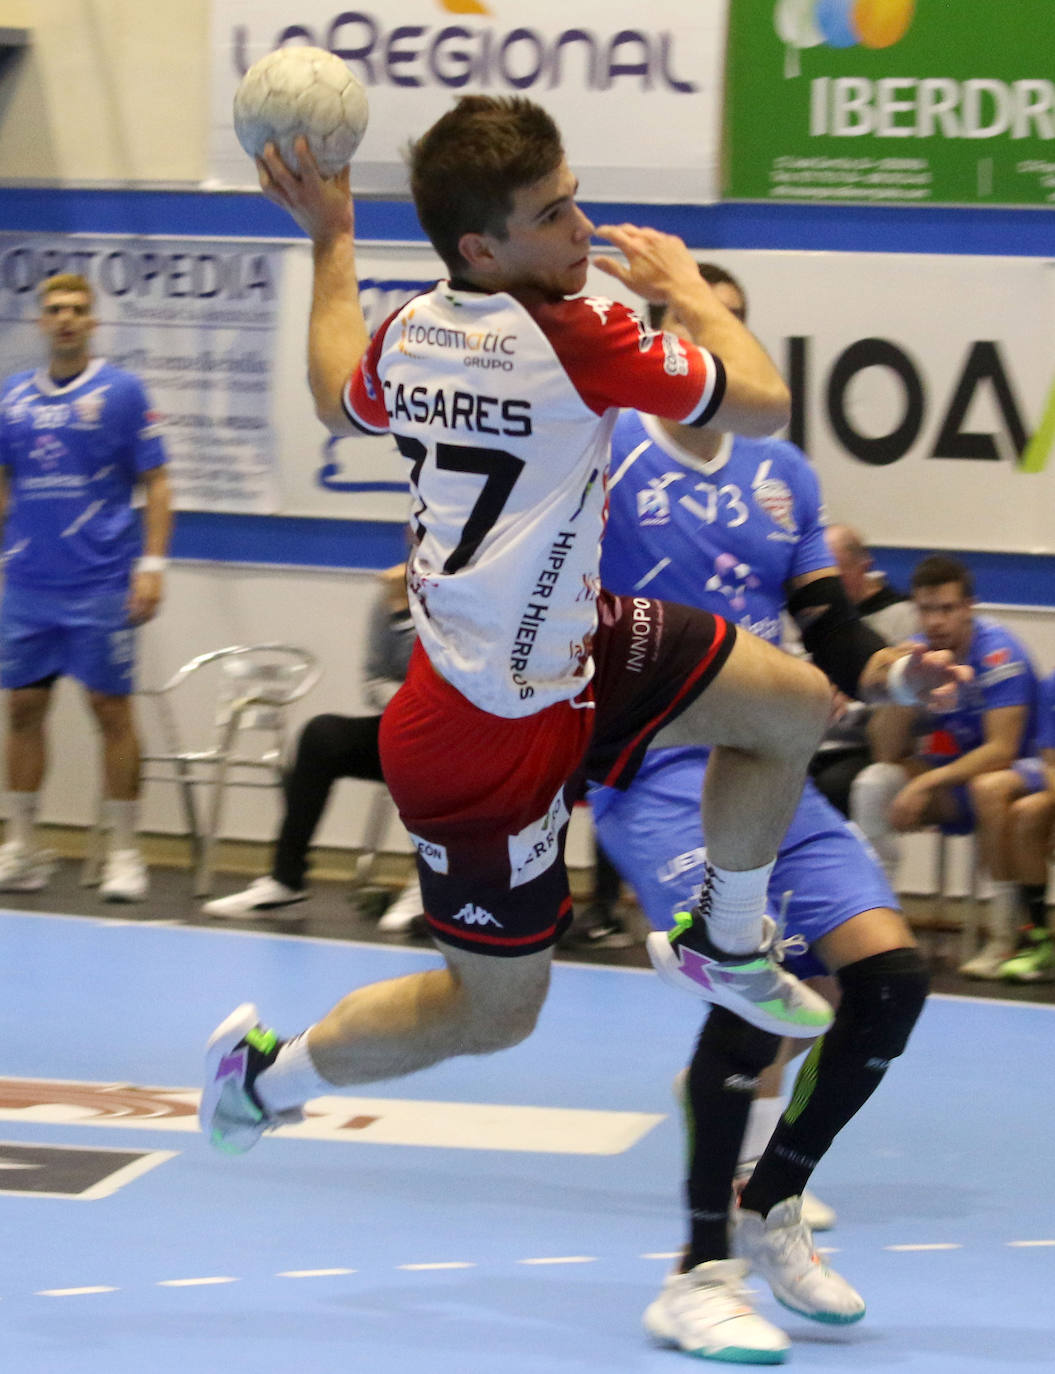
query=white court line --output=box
[38,1286,118,1297]
[1007,1239,1055,1247]
[399,1262,476,1271]
[157,1276,239,1287]
[278,1268,358,1277]
[884,1243,962,1252]
[518,1256,596,1266]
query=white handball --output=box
[233,46,369,177]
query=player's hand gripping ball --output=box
[233,46,369,176]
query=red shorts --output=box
[379,591,734,957]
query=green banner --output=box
[724,0,1055,205]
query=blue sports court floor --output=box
[2,907,1052,1372]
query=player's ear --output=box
[458,231,498,275]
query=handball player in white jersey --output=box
[201,97,845,1159]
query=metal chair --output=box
[84,644,322,897]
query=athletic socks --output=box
[254,1029,334,1117]
[5,791,39,848]
[699,860,775,955]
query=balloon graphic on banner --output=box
[815,0,859,47]
[774,0,824,77]
[774,0,915,74]
[854,0,915,49]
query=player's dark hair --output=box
[38,273,94,308]
[408,96,565,273]
[647,262,747,331]
[910,554,974,599]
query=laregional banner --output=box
[207,0,727,202]
[725,1,1055,206]
[0,235,285,514]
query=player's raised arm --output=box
[594,224,789,437]
[257,139,368,436]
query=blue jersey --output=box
[1037,672,1055,753]
[0,359,166,590]
[600,411,832,644]
[913,617,1038,759]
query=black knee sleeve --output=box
[699,1005,782,1080]
[835,946,929,1064]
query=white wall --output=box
[0,1,209,183]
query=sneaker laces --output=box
[767,1211,819,1278]
[761,892,809,963]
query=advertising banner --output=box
[0,235,286,514]
[725,1,1055,206]
[207,0,727,202]
[694,250,1055,556]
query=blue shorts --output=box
[589,747,899,979]
[0,582,136,696]
[921,755,1048,835]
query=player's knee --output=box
[835,947,929,1065]
[967,769,1016,813]
[850,762,904,835]
[700,1005,782,1078]
[461,1000,542,1055]
[296,713,346,768]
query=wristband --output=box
[137,555,167,574]
[886,654,918,706]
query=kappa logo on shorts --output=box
[452,903,502,928]
[408,832,449,874]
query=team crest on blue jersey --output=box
[73,387,108,427]
[637,479,673,525]
[753,476,797,534]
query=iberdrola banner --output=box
[725,0,1055,206]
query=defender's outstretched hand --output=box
[891,643,972,711]
[257,137,354,245]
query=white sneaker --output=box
[0,840,54,892]
[735,1160,836,1233]
[733,1196,865,1324]
[959,937,1016,979]
[202,875,307,920]
[99,848,148,902]
[643,1258,790,1364]
[377,875,423,933]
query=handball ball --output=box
[233,46,369,176]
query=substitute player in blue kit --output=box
[591,263,947,1360]
[0,272,171,901]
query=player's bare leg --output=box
[200,945,553,1153]
[0,685,55,891]
[646,634,836,1036]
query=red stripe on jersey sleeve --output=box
[527,296,724,425]
[341,303,415,434]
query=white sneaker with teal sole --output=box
[643,1258,790,1364]
[647,914,833,1038]
[733,1196,865,1324]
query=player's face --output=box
[914,581,973,655]
[659,282,747,338]
[485,160,595,297]
[39,290,96,366]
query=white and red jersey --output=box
[343,284,725,717]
